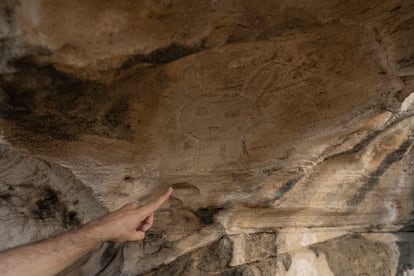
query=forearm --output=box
[0,188,172,275]
[0,223,104,276]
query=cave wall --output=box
[1,0,414,275]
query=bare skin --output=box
[0,187,173,276]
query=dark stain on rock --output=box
[31,185,81,227]
[194,207,223,225]
[281,253,292,271]
[1,0,16,25]
[123,175,135,182]
[0,193,11,200]
[100,241,117,266]
[0,62,133,140]
[324,130,382,161]
[63,210,81,227]
[197,237,232,272]
[399,219,414,232]
[104,97,129,128]
[311,234,395,276]
[262,165,283,176]
[266,174,304,205]
[143,231,167,256]
[97,242,124,275]
[347,136,414,206]
[93,94,134,139]
[144,236,279,276]
[33,186,60,219]
[230,171,253,184]
[171,182,192,188]
[224,110,240,118]
[395,233,414,276]
[396,76,414,102]
[121,43,205,69]
[171,182,200,194]
[1,63,96,140]
[397,54,414,70]
[144,231,163,242]
[390,5,401,12]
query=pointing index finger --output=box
[141,187,173,215]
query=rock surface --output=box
[0,0,413,275]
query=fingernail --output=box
[168,186,173,193]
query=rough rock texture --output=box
[1,0,414,275]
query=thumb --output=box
[140,223,152,232]
[130,230,145,241]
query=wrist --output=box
[81,220,109,244]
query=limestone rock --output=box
[0,0,413,275]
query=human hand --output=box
[89,187,173,242]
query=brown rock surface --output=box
[1,0,413,275]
